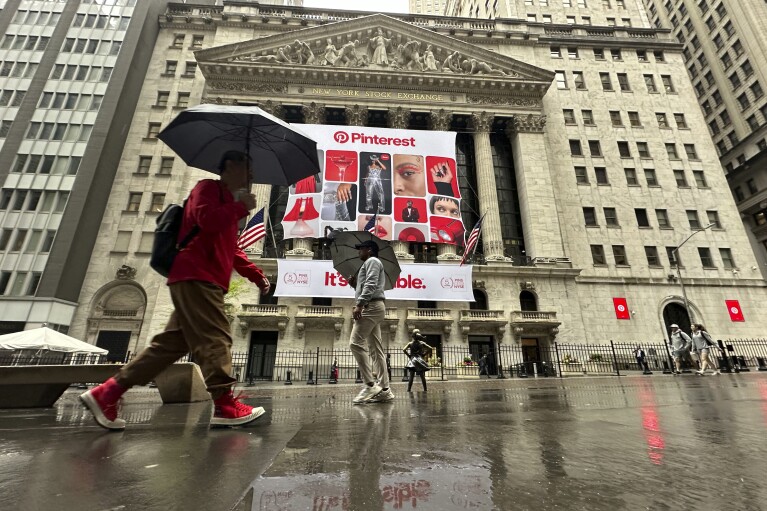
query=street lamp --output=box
[672,223,716,324]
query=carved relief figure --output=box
[335,40,361,67]
[369,28,391,66]
[442,51,462,73]
[470,58,506,75]
[295,39,316,65]
[321,38,340,66]
[401,40,423,71]
[423,44,438,71]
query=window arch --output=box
[470,289,488,310]
[519,291,537,311]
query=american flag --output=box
[363,212,378,234]
[237,207,266,249]
[459,214,485,266]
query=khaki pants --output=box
[115,281,236,399]
[349,301,388,389]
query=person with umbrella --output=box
[80,151,273,430]
[348,239,393,404]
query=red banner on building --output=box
[725,300,745,322]
[613,297,631,320]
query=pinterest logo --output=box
[334,131,350,144]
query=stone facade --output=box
[66,2,766,364]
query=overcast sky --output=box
[302,0,410,14]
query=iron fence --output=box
[11,339,767,380]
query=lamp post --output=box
[672,223,716,324]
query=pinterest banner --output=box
[281,124,464,246]
[274,260,474,301]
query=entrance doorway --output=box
[662,302,691,338]
[424,334,443,362]
[247,331,278,381]
[521,338,541,375]
[96,331,131,362]
[468,335,496,375]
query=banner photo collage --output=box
[281,124,465,246]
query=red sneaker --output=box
[79,378,126,431]
[211,390,265,427]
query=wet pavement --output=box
[1,375,767,511]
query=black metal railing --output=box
[8,339,767,379]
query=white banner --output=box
[275,260,474,302]
[282,124,465,247]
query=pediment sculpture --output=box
[234,28,516,77]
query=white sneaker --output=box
[711,370,720,375]
[353,384,382,404]
[367,388,394,403]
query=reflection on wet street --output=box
[2,376,766,511]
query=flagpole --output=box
[266,210,277,250]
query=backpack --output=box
[150,202,199,277]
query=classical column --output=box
[259,100,285,119]
[506,114,566,261]
[345,104,368,126]
[470,112,506,262]
[302,102,326,125]
[429,109,461,263]
[388,107,414,260]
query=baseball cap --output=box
[354,240,379,251]
[670,324,679,329]
[218,150,251,171]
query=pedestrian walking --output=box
[479,354,489,377]
[348,239,392,404]
[668,324,692,375]
[403,329,434,392]
[691,324,721,375]
[633,345,652,374]
[80,151,271,430]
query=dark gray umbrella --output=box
[158,104,320,186]
[329,231,401,291]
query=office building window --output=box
[635,208,650,227]
[624,167,638,185]
[656,209,670,228]
[719,248,734,269]
[127,192,142,212]
[612,245,628,265]
[583,207,598,226]
[707,210,721,229]
[574,166,588,184]
[684,144,699,159]
[600,72,613,91]
[591,245,606,265]
[159,157,174,175]
[693,170,707,188]
[588,140,602,157]
[563,109,576,125]
[610,111,623,126]
[581,110,595,125]
[666,144,679,159]
[645,246,661,266]
[149,193,165,213]
[595,167,608,184]
[644,75,658,93]
[644,168,658,186]
[569,139,583,156]
[698,247,715,268]
[673,169,688,187]
[604,207,618,226]
[687,210,701,229]
[137,156,151,175]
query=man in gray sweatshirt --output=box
[668,324,692,374]
[349,240,392,404]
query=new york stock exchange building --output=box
[67,2,767,376]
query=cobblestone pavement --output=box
[1,375,766,511]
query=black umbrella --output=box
[329,231,401,291]
[158,104,320,186]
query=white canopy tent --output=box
[0,327,107,354]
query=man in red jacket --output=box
[80,151,271,430]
